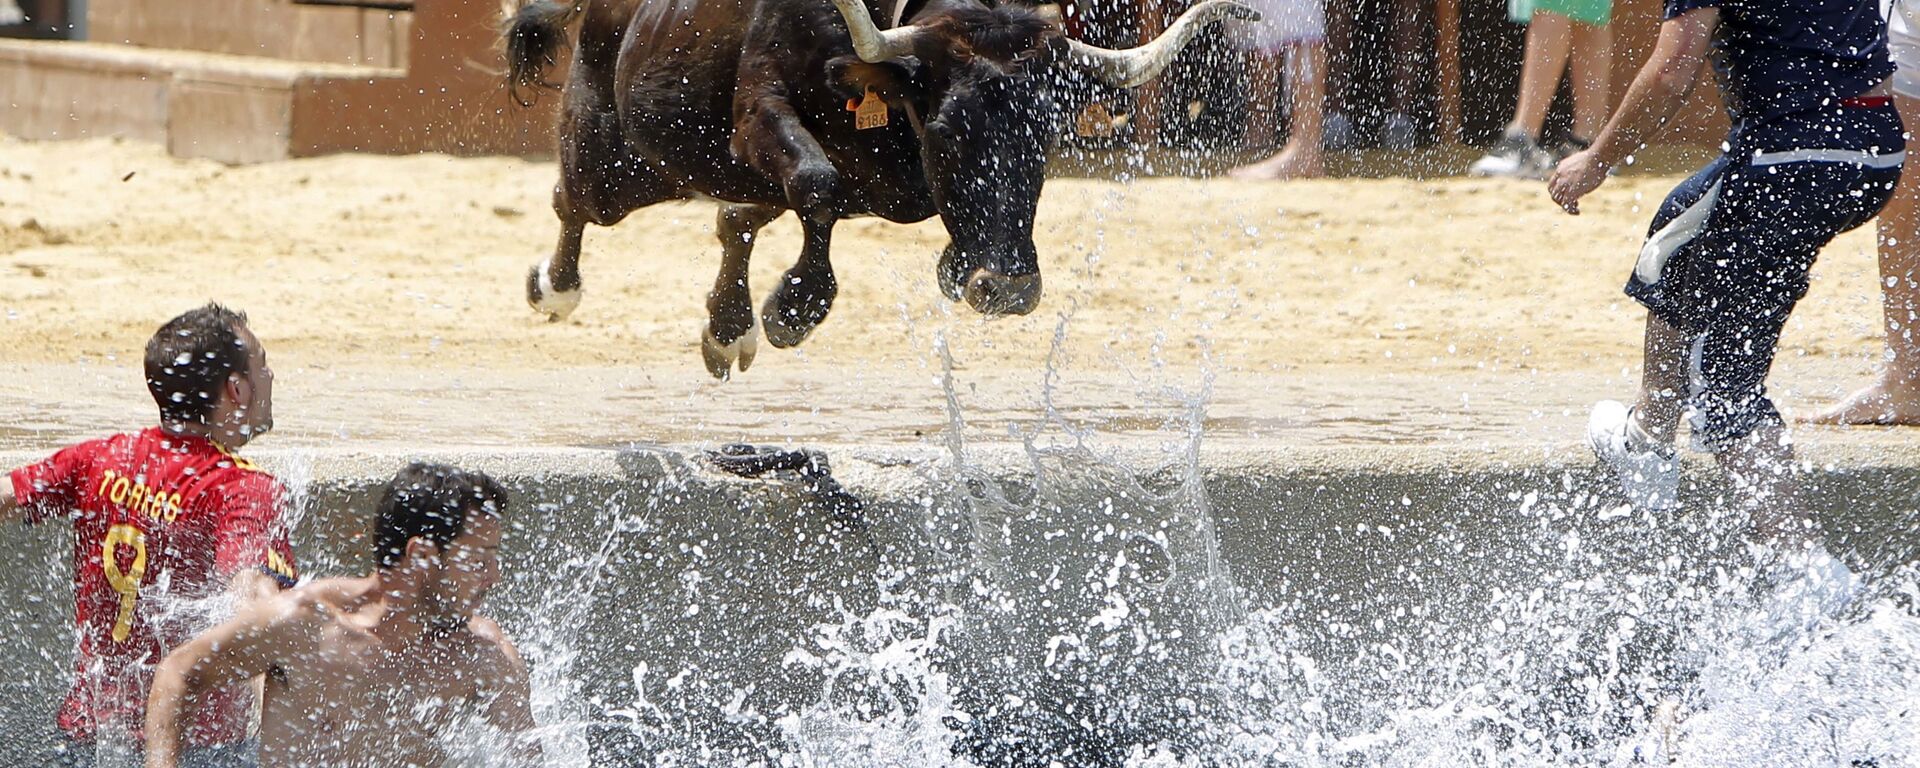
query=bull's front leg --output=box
[703,202,783,379]
[734,95,843,348]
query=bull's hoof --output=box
[701,317,759,380]
[937,245,970,302]
[761,274,836,349]
[963,271,1043,316]
[526,261,581,322]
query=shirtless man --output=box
[144,463,540,768]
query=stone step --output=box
[87,0,410,68]
[0,38,397,163]
[0,0,559,163]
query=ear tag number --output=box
[102,524,148,642]
[851,87,889,130]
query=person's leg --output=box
[1567,19,1612,145]
[1630,312,1691,445]
[1509,10,1573,140]
[1690,159,1898,539]
[1231,41,1328,179]
[1813,92,1920,425]
[1280,41,1327,166]
[1242,50,1286,150]
[1469,10,1572,176]
[1323,0,1352,119]
[1588,157,1730,509]
[1320,0,1359,148]
[1380,0,1429,147]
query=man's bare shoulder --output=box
[463,615,522,660]
[460,615,529,680]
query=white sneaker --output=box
[1588,400,1681,512]
[1754,542,1861,645]
[1468,130,1553,179]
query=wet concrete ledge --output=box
[4,435,1918,764]
[11,429,1920,498]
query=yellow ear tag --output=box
[853,87,889,130]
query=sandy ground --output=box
[0,136,1902,451]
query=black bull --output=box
[507,0,1257,378]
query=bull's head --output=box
[830,0,1257,317]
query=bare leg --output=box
[1631,311,1691,446]
[1636,312,1807,542]
[703,203,783,379]
[1812,92,1920,425]
[1229,41,1327,180]
[1718,422,1806,544]
[1241,51,1285,150]
[1507,11,1573,140]
[1567,20,1612,143]
[1388,0,1429,119]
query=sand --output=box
[0,135,1899,450]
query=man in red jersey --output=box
[1,303,299,767]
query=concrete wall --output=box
[89,0,411,68]
[1,444,1913,762]
[290,0,560,157]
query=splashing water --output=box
[420,324,1916,768]
[5,340,1916,768]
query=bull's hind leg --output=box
[529,218,586,321]
[528,95,676,321]
[734,97,843,348]
[703,203,783,379]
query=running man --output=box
[1548,2,1901,552]
[2,304,300,766]
[145,463,539,768]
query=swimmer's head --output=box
[373,463,508,626]
[144,303,274,448]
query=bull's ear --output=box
[826,54,925,105]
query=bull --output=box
[506,0,1255,378]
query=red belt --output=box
[1842,94,1893,108]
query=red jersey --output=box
[10,427,300,747]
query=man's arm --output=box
[4,442,96,525]
[146,592,322,768]
[1549,7,1720,213]
[473,618,542,764]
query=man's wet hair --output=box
[144,303,252,425]
[373,463,508,569]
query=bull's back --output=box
[598,0,771,196]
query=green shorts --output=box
[1508,0,1612,26]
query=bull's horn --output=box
[830,0,921,62]
[1064,0,1259,88]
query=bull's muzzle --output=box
[963,270,1043,317]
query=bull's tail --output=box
[503,0,582,105]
